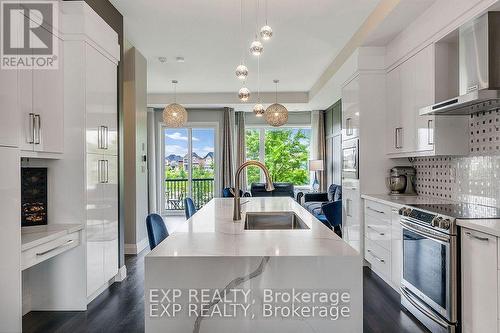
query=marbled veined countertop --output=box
[148,197,358,257]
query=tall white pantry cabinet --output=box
[62,2,120,299]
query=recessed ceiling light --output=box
[176,57,185,63]
[158,57,167,63]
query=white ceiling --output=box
[363,0,436,46]
[110,0,380,95]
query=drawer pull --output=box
[367,225,385,236]
[367,249,385,263]
[36,239,75,256]
[367,207,385,214]
[465,231,489,242]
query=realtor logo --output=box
[1,0,59,69]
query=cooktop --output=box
[408,203,500,220]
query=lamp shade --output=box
[309,160,324,171]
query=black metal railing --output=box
[164,178,215,211]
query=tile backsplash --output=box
[412,110,500,207]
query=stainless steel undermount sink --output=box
[244,212,309,230]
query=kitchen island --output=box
[145,197,362,333]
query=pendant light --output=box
[249,0,263,56]
[163,80,187,128]
[238,86,251,102]
[253,56,264,116]
[235,0,248,80]
[265,79,288,127]
[260,0,273,41]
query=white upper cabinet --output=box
[19,34,64,155]
[341,76,360,141]
[386,44,468,157]
[85,45,118,157]
[0,67,20,147]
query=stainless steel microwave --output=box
[342,138,359,180]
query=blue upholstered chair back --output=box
[184,197,197,219]
[146,214,169,250]
[322,200,342,228]
[222,187,244,198]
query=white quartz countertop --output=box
[21,224,84,251]
[457,219,500,237]
[148,197,358,257]
[361,194,453,208]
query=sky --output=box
[164,128,215,157]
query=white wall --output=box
[123,41,149,253]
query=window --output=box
[162,126,216,213]
[245,127,311,186]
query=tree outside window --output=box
[246,128,311,186]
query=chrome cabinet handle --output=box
[367,249,385,263]
[98,160,108,183]
[36,239,74,256]
[346,118,352,136]
[98,126,109,149]
[367,225,385,236]
[395,127,403,149]
[346,199,352,217]
[465,231,489,242]
[103,126,108,149]
[34,114,41,144]
[28,113,35,144]
[427,119,434,145]
[367,206,385,214]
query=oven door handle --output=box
[400,286,450,329]
[400,219,450,244]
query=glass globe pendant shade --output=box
[265,103,288,127]
[260,25,273,41]
[235,64,248,80]
[163,103,188,128]
[238,87,251,102]
[250,39,263,56]
[253,103,265,117]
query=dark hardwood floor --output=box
[23,253,427,333]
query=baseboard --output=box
[114,265,127,282]
[124,237,149,254]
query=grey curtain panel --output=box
[235,112,247,191]
[317,111,327,192]
[221,107,235,189]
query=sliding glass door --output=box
[162,126,216,214]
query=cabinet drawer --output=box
[365,237,391,280]
[22,231,80,270]
[364,200,391,223]
[365,219,391,250]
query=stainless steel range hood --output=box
[420,12,500,116]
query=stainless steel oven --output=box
[399,207,458,333]
[342,138,358,180]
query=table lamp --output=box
[309,160,324,192]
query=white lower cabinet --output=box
[343,185,362,253]
[363,199,402,292]
[461,228,498,333]
[390,208,402,290]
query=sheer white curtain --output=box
[311,110,327,192]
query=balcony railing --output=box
[164,178,215,211]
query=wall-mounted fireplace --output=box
[21,167,48,227]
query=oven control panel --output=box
[399,207,453,231]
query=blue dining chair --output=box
[146,214,169,250]
[222,187,243,198]
[184,197,197,219]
